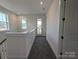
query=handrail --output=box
[0,38,7,45]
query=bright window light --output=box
[37,18,42,34]
[21,16,27,29]
[0,12,9,31]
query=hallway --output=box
[0,0,78,59]
[28,36,56,59]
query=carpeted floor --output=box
[28,36,56,59]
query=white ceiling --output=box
[0,0,53,15]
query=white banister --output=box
[6,29,36,59]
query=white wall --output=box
[46,0,60,58]
[59,0,78,59]
[6,29,36,59]
[9,14,18,32]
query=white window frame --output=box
[0,12,9,31]
[21,16,27,30]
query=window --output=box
[0,12,9,31]
[21,16,27,29]
[37,18,42,34]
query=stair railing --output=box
[0,38,7,59]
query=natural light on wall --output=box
[0,12,9,31]
[21,16,27,30]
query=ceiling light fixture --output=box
[40,1,43,5]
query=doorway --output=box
[37,18,42,35]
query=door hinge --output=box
[61,36,64,39]
[60,52,63,55]
[64,0,66,2]
[62,17,65,21]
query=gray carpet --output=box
[28,36,56,59]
